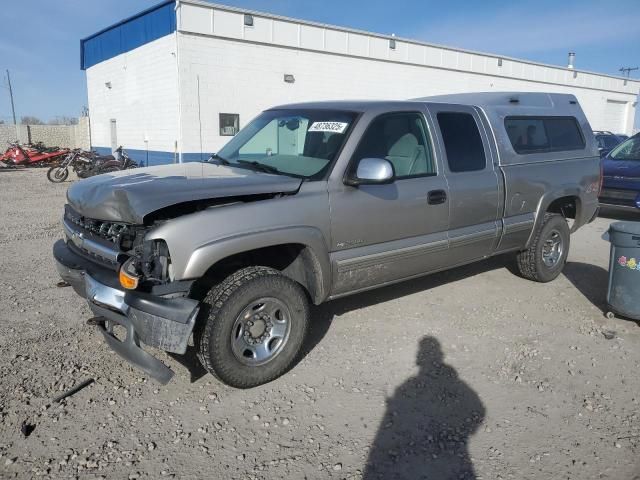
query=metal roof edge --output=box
[179,0,640,86]
[80,0,175,43]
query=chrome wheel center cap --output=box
[249,317,267,338]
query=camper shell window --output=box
[505,116,585,154]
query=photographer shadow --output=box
[364,336,485,480]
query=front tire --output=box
[46,166,69,183]
[195,266,310,388]
[516,213,570,282]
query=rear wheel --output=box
[195,266,310,388]
[516,213,570,282]
[46,166,69,183]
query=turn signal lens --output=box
[119,268,139,290]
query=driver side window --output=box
[351,112,435,178]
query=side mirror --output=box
[345,157,395,186]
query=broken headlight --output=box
[122,239,173,289]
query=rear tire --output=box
[46,166,69,183]
[195,266,310,388]
[516,213,570,282]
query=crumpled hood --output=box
[66,162,302,224]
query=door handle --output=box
[427,189,447,205]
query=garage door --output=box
[602,100,627,133]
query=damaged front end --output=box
[54,205,199,384]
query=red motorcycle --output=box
[0,142,69,167]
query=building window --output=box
[220,113,239,136]
[244,14,254,27]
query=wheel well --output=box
[192,244,324,304]
[547,196,579,220]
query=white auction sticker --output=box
[308,122,349,134]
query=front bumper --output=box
[53,239,200,384]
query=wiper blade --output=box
[237,160,280,174]
[208,153,231,165]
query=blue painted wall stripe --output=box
[81,0,176,70]
[93,147,204,167]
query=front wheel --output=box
[46,166,69,183]
[195,266,310,388]
[516,213,570,282]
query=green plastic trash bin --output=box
[604,221,640,320]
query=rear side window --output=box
[436,112,487,172]
[505,116,585,154]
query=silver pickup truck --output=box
[53,92,600,387]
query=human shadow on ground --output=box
[363,336,485,480]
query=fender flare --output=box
[182,226,332,304]
[527,189,583,247]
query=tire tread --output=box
[195,266,309,388]
[516,213,568,283]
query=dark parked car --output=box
[616,134,630,141]
[600,133,640,210]
[594,131,623,157]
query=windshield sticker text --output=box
[308,122,349,134]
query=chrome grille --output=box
[64,205,130,244]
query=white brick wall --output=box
[86,34,179,153]
[177,32,639,154]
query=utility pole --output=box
[619,66,639,78]
[6,69,17,125]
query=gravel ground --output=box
[0,168,639,480]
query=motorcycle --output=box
[0,141,69,167]
[46,146,138,183]
[89,146,138,172]
[46,149,95,182]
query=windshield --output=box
[597,135,621,150]
[215,109,358,179]
[610,134,640,161]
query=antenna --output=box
[5,70,17,125]
[619,66,639,78]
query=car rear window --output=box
[505,116,585,154]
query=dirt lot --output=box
[0,168,639,480]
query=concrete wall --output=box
[0,117,90,149]
[176,32,639,155]
[86,34,179,165]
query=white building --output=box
[82,0,640,165]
